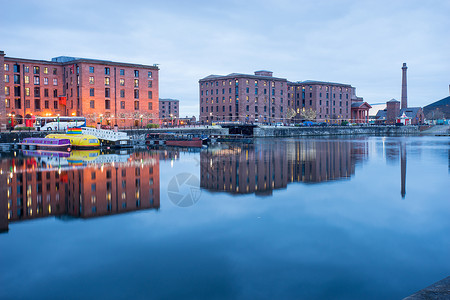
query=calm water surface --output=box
[0,136,449,300]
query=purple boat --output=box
[19,138,71,151]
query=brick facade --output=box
[288,81,356,124]
[0,51,5,129]
[199,71,363,124]
[1,51,159,128]
[159,98,179,125]
[199,71,290,124]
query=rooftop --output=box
[289,80,352,87]
[200,71,286,82]
[4,54,159,69]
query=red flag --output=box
[59,96,67,106]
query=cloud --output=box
[1,0,449,116]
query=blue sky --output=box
[1,0,449,117]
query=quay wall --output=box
[0,126,420,144]
[253,125,419,137]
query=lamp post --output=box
[57,114,60,131]
[140,115,143,128]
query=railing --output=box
[81,127,129,141]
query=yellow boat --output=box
[46,133,100,148]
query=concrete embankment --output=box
[253,125,419,137]
[0,126,421,144]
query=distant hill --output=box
[423,96,450,119]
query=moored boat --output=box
[19,138,72,151]
[146,133,203,148]
[46,133,100,149]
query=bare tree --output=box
[286,108,297,124]
[299,108,316,121]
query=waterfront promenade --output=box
[0,125,422,144]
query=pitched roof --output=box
[387,98,400,103]
[200,72,286,81]
[423,96,450,118]
[399,107,423,118]
[289,80,352,87]
[375,109,387,118]
[351,101,372,108]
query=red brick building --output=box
[199,71,368,125]
[159,98,179,125]
[199,71,290,124]
[1,51,159,128]
[288,80,368,124]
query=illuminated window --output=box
[4,64,9,71]
[25,76,30,84]
[105,77,110,86]
[120,79,125,86]
[4,74,9,83]
[89,76,94,84]
[44,67,48,74]
[33,66,39,74]
[134,79,139,87]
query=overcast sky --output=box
[1,0,449,117]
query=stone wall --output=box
[253,125,419,137]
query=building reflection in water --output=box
[200,139,369,196]
[0,150,160,233]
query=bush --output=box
[15,127,35,131]
[146,123,159,128]
[341,120,349,126]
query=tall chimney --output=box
[401,63,408,109]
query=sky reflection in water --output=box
[0,136,449,300]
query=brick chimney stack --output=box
[401,63,408,109]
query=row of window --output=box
[201,87,283,96]
[98,88,152,99]
[89,100,154,111]
[88,77,153,88]
[202,80,284,87]
[201,96,283,104]
[202,106,279,113]
[290,85,350,92]
[88,66,153,78]
[4,75,58,86]
[4,64,154,79]
[5,99,59,110]
[5,87,58,98]
[4,64,58,75]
